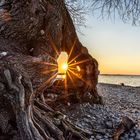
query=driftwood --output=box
[113,116,135,140]
[0,0,102,139]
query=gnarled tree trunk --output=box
[0,0,102,139]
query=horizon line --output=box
[100,73,140,76]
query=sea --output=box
[98,75,140,87]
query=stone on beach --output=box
[62,83,140,140]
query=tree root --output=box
[1,68,90,140]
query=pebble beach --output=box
[66,83,140,140]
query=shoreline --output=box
[100,74,140,76]
[98,82,140,88]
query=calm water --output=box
[99,75,140,87]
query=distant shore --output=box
[98,82,140,88]
[98,75,140,87]
[100,74,140,76]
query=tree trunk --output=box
[0,0,102,139]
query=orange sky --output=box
[57,51,140,75]
[77,14,140,75]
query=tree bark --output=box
[0,0,102,139]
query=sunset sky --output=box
[77,14,140,75]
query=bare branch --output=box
[66,0,140,25]
[65,0,90,32]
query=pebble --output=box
[64,84,140,140]
[0,52,8,58]
[105,120,113,129]
[96,135,103,139]
[129,138,134,140]
[130,132,135,137]
[135,133,140,139]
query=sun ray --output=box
[64,73,68,94]
[68,69,87,84]
[47,33,59,56]
[68,39,76,60]
[42,68,58,74]
[40,62,58,67]
[69,59,89,67]
[68,66,80,71]
[37,72,58,92]
[68,53,81,65]
[67,70,76,88]
[44,51,57,62]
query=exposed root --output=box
[1,68,92,140]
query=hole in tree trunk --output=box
[56,51,81,80]
[57,52,68,79]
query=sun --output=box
[62,63,68,71]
